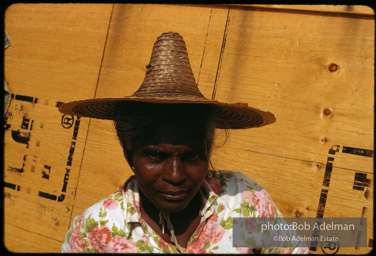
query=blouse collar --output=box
[122,175,219,237]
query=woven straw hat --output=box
[59,32,275,129]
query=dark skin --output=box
[139,190,202,247]
[130,123,210,247]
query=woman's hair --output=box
[114,104,216,167]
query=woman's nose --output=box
[163,157,186,184]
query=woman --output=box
[59,32,307,253]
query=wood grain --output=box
[3,3,112,252]
[3,4,373,253]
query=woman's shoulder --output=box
[207,170,262,192]
[78,189,125,221]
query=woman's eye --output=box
[183,152,202,161]
[145,151,165,160]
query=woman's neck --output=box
[139,190,201,235]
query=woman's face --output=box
[131,123,210,213]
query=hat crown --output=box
[131,32,207,100]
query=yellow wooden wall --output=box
[3,4,374,254]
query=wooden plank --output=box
[4,4,374,254]
[3,78,90,252]
[4,4,113,102]
[3,3,113,253]
[211,6,374,254]
[4,223,62,253]
[239,4,375,16]
[196,7,229,99]
[213,6,373,165]
[310,167,373,254]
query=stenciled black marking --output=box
[38,117,80,202]
[353,172,370,191]
[4,115,11,130]
[42,165,51,180]
[7,166,24,173]
[5,95,38,194]
[316,189,328,218]
[7,155,28,173]
[15,94,36,103]
[4,95,81,204]
[320,240,340,255]
[311,189,329,252]
[11,130,30,145]
[21,115,31,129]
[342,146,373,157]
[73,118,80,139]
[312,145,373,253]
[67,141,76,167]
[322,162,333,187]
[61,115,74,129]
[38,191,57,200]
[4,182,20,191]
[322,146,340,187]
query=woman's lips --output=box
[158,191,189,201]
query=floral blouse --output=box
[60,171,308,254]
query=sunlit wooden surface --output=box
[4,4,374,254]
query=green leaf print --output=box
[99,219,109,227]
[127,202,136,215]
[112,224,119,234]
[87,248,100,253]
[217,204,224,213]
[98,208,107,218]
[113,192,123,202]
[209,196,216,205]
[136,240,154,253]
[84,214,98,233]
[137,240,146,252]
[117,229,126,238]
[220,217,233,230]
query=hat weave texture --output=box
[59,32,276,129]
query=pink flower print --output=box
[87,226,112,251]
[103,198,119,210]
[238,247,254,254]
[69,217,88,252]
[158,236,174,252]
[188,212,219,253]
[254,190,275,218]
[241,188,275,218]
[186,246,207,254]
[207,177,223,193]
[107,236,138,253]
[241,190,258,206]
[280,248,292,254]
[210,223,226,244]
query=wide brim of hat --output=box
[59,97,276,129]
